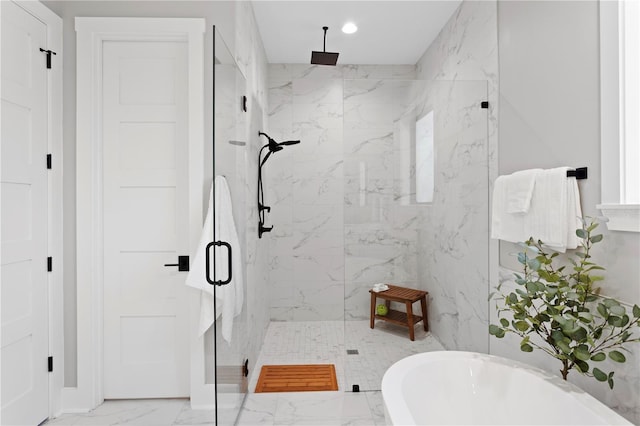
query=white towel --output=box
[492,167,583,252]
[185,176,244,344]
[491,174,526,242]
[505,169,542,213]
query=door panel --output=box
[0,1,49,424]
[102,41,190,398]
[213,29,248,424]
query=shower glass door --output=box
[342,79,490,392]
[211,28,248,424]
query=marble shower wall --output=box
[235,1,271,383]
[265,64,417,321]
[415,0,499,353]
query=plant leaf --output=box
[557,340,571,354]
[590,234,603,243]
[575,360,589,373]
[597,304,608,317]
[609,350,626,363]
[578,312,593,322]
[576,229,587,239]
[527,258,541,271]
[590,353,606,362]
[609,305,626,316]
[520,343,534,352]
[514,321,529,332]
[574,345,591,361]
[633,304,640,318]
[500,318,509,327]
[593,368,607,382]
[572,327,588,342]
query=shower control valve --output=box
[259,224,273,238]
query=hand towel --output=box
[505,169,542,213]
[491,174,526,242]
[185,176,244,344]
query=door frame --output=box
[1,0,63,419]
[70,17,205,411]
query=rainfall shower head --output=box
[311,26,339,66]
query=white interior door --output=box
[1,1,50,424]
[102,40,190,399]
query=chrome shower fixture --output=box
[311,26,339,66]
[257,132,300,238]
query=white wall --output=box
[496,1,640,422]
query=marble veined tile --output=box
[45,399,188,426]
[293,78,343,105]
[293,103,343,130]
[291,64,344,80]
[342,64,394,80]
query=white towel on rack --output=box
[492,167,583,252]
[185,176,244,344]
[491,174,526,242]
[505,169,542,213]
[524,167,581,252]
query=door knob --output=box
[164,255,190,272]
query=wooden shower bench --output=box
[369,285,429,341]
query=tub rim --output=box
[381,350,631,426]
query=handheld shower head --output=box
[257,131,301,239]
[278,140,301,146]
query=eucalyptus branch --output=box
[490,218,640,388]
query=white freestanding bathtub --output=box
[381,351,631,425]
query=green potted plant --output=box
[490,218,640,388]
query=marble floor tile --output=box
[45,321,445,426]
[45,399,188,426]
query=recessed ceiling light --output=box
[342,22,358,34]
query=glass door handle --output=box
[205,241,233,285]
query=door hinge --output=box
[242,95,247,112]
[47,154,52,169]
[48,356,53,372]
[481,101,489,109]
[39,48,57,69]
[47,257,53,272]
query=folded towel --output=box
[505,169,542,213]
[491,174,526,242]
[372,283,389,292]
[185,176,244,344]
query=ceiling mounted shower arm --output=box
[323,26,328,52]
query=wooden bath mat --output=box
[255,364,338,393]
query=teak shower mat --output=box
[254,364,338,393]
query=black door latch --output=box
[164,255,190,272]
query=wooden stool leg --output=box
[420,295,429,332]
[406,301,415,341]
[370,292,376,329]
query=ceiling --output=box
[251,1,462,65]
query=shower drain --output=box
[346,349,359,355]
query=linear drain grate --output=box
[346,349,359,355]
